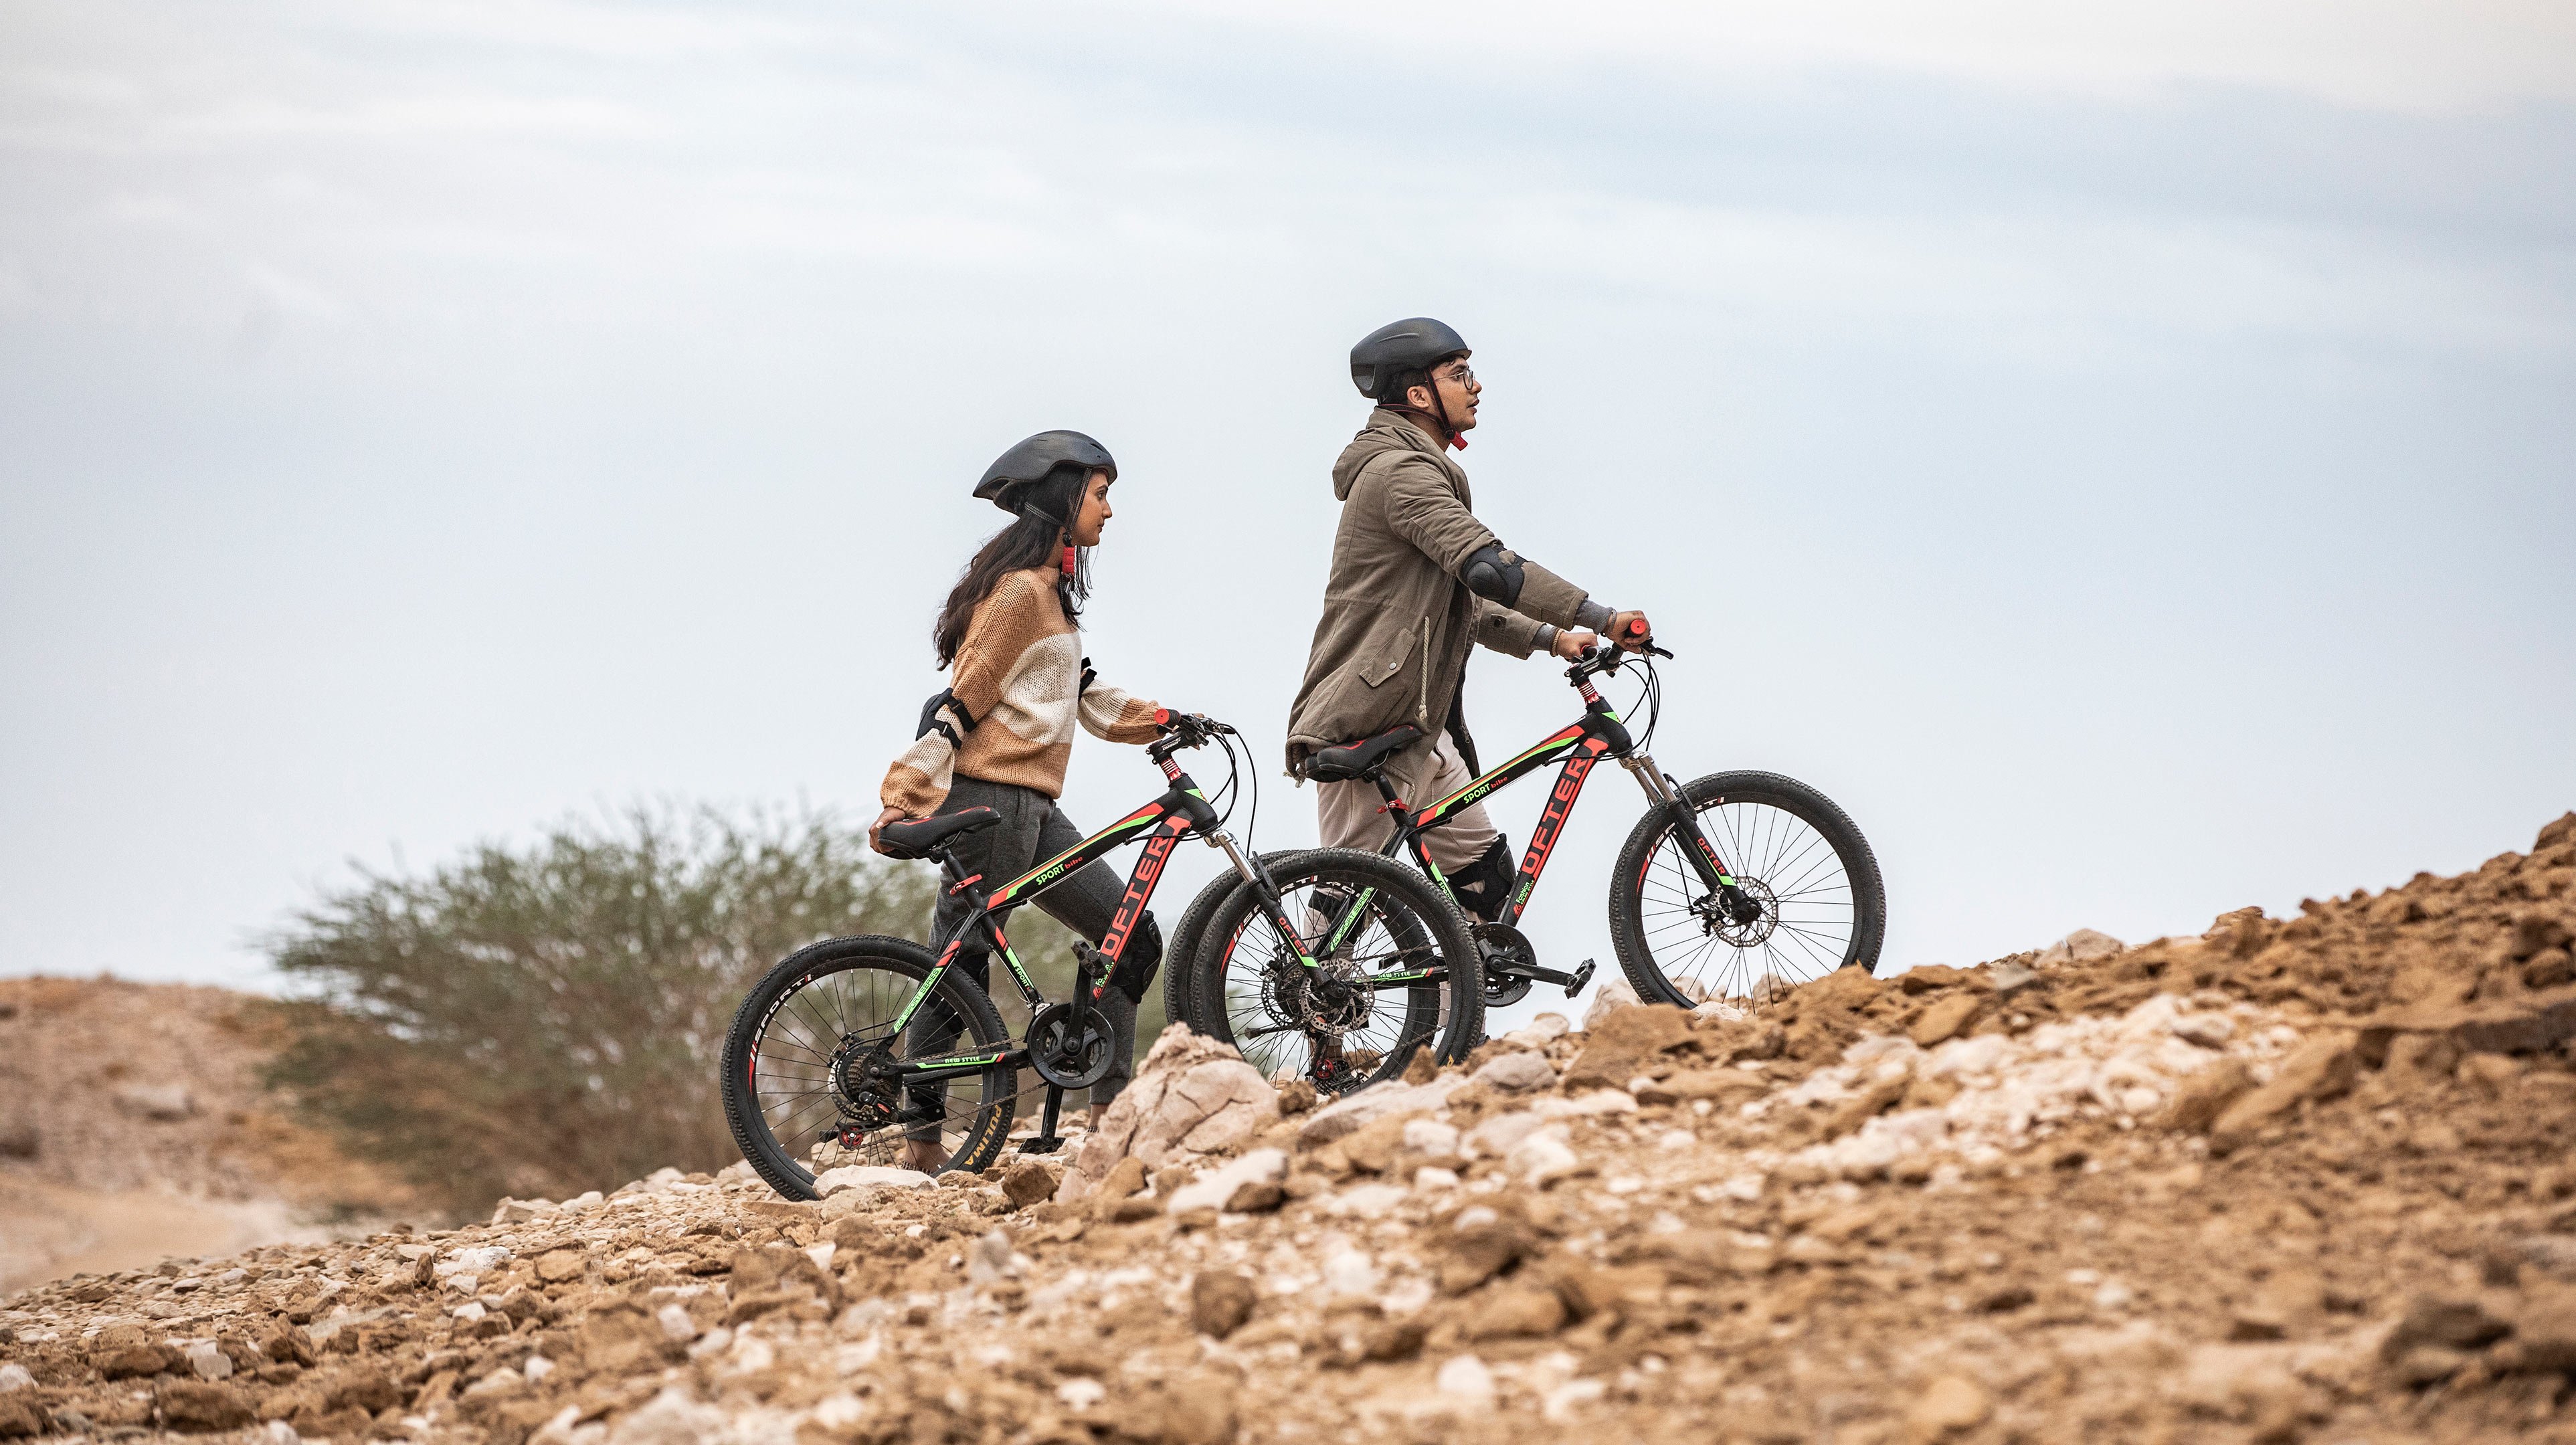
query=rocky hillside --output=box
[3,814,2573,1444]
[0,977,424,1294]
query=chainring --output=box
[1026,1001,1115,1090]
[1473,921,1539,1007]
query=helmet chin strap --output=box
[1381,379,1466,450]
[1425,376,1466,450]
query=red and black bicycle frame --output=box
[1373,676,1744,924]
[891,763,1223,1063]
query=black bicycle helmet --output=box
[1350,317,1469,399]
[973,431,1117,514]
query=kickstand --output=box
[1017,1083,1067,1155]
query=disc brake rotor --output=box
[1697,876,1780,948]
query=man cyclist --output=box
[1285,316,1648,923]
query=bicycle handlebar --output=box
[1566,636,1673,684]
[1147,710,1234,761]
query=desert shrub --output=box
[266,803,1176,1214]
[264,805,935,1214]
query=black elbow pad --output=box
[916,688,975,748]
[1461,543,1525,607]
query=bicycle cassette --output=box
[1026,1001,1116,1090]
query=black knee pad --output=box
[1106,914,1164,1004]
[1451,838,1515,924]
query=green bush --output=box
[265,803,1172,1214]
[265,805,936,1213]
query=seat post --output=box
[1372,773,1403,805]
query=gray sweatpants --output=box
[1315,729,1502,875]
[905,775,1143,1138]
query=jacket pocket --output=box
[1353,613,1419,691]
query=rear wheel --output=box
[721,935,1016,1197]
[1608,771,1884,1005]
[1184,848,1481,1095]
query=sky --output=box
[3,1,2572,1032]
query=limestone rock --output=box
[1000,1158,1060,1210]
[2210,1031,2360,1153]
[1293,1076,1463,1151]
[157,1381,252,1433]
[112,1082,195,1121]
[813,1165,935,1196]
[2037,929,2124,967]
[1059,1026,1279,1201]
[1561,1003,1693,1091]
[1471,1050,1555,1092]
[1904,1374,1989,1442]
[1580,973,1643,1030]
[2158,1058,2255,1134]
[1164,1148,1285,1215]
[1908,993,1981,1047]
[1190,1271,1257,1339]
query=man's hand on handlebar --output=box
[868,805,918,856]
[1608,610,1652,653]
[1550,628,1600,661]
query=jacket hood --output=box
[1331,408,1441,500]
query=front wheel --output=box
[1159,852,1296,1046]
[1608,770,1885,1005]
[1185,848,1482,1096]
[720,935,1017,1197]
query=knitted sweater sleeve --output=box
[1077,655,1162,745]
[879,575,1054,816]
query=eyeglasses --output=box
[1435,363,1477,387]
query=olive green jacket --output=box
[1284,409,1605,774]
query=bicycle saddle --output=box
[1301,723,1423,782]
[877,807,1002,860]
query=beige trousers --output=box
[1315,730,1503,876]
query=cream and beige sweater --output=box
[882,568,1162,817]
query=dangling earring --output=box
[1061,530,1077,579]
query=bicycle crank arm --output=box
[1487,956,1596,996]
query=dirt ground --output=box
[0,977,424,1294]
[2,813,2571,1444]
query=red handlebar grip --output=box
[1627,617,1650,636]
[1153,708,1172,725]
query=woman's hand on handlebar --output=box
[868,805,917,856]
[1550,627,1600,660]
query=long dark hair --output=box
[933,463,1095,668]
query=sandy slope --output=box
[1,813,2572,1444]
[0,977,423,1294]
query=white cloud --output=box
[1121,0,2576,114]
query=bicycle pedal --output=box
[1016,1135,1066,1155]
[1565,958,1596,997]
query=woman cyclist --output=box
[871,430,1172,1173]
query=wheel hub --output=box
[1305,957,1375,1035]
[1695,876,1780,948]
[826,1038,905,1132]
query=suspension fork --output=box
[1202,827,1322,969]
[1621,754,1740,892]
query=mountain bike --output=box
[1172,633,1884,1031]
[719,713,1483,1196]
